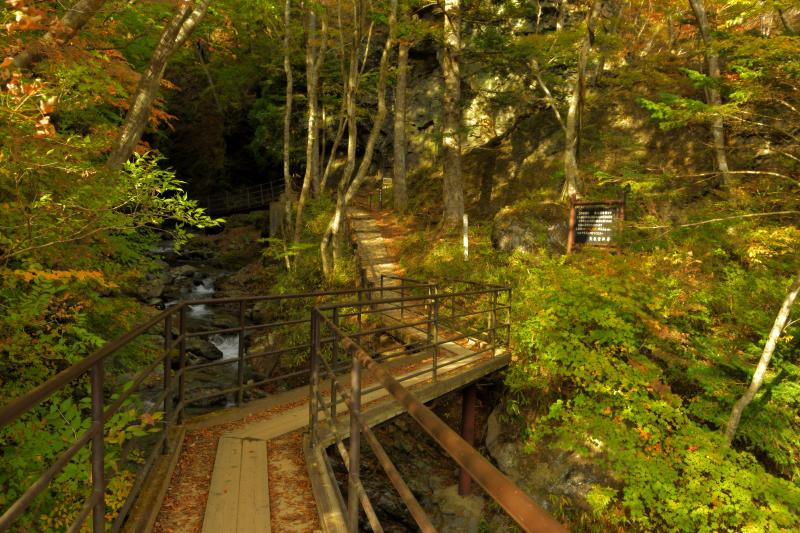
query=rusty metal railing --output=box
[199,181,286,216]
[0,280,429,532]
[307,283,566,533]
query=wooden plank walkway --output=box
[201,438,270,533]
[187,203,509,533]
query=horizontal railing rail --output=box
[307,282,567,533]
[0,279,430,532]
[199,181,286,216]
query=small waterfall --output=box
[151,240,175,254]
[188,277,215,318]
[210,334,241,407]
[210,334,240,368]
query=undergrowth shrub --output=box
[402,214,800,531]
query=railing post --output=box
[426,287,433,353]
[400,284,405,319]
[178,305,187,425]
[259,183,265,204]
[237,300,246,406]
[330,307,339,424]
[163,314,173,454]
[91,362,105,533]
[506,288,512,347]
[489,289,498,356]
[357,282,364,332]
[433,295,440,382]
[309,309,321,447]
[458,384,477,496]
[348,353,362,533]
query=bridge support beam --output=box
[458,384,477,496]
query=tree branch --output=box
[632,211,800,230]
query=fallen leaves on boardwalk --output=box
[268,431,320,531]
[152,399,311,533]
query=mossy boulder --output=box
[491,201,567,254]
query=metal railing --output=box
[307,282,566,532]
[0,280,429,532]
[199,181,286,216]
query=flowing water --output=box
[187,277,215,318]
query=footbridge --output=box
[198,181,286,217]
[0,210,567,533]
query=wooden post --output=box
[566,194,577,254]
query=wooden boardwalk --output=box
[152,204,510,533]
[202,438,269,533]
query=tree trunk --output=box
[320,0,361,276]
[321,0,395,274]
[320,109,346,191]
[107,0,211,169]
[393,39,410,213]
[688,0,731,187]
[725,271,800,443]
[319,0,349,193]
[12,0,107,71]
[441,0,463,230]
[593,0,627,85]
[313,13,327,197]
[778,9,796,34]
[294,4,319,244]
[283,0,295,244]
[561,0,601,200]
[195,42,223,115]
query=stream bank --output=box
[137,212,290,410]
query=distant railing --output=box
[198,181,286,216]
[0,280,429,532]
[306,279,566,532]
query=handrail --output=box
[199,181,287,216]
[0,305,175,428]
[0,281,432,532]
[1,277,518,531]
[309,288,566,533]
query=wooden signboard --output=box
[566,194,626,253]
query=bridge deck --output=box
[182,341,507,532]
[151,202,510,532]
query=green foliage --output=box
[637,94,709,130]
[0,390,162,531]
[403,194,800,530]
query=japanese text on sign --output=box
[574,206,618,245]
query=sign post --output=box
[566,193,626,254]
[463,214,469,261]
